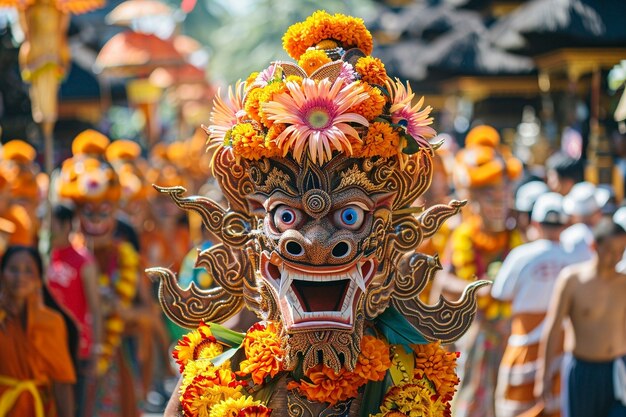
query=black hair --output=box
[52,204,74,224]
[545,151,584,183]
[593,218,626,246]
[0,245,80,372]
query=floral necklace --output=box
[450,215,523,320]
[96,241,139,375]
[173,320,461,417]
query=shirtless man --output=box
[535,217,626,417]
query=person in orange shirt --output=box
[0,169,34,247]
[0,245,76,417]
[0,140,43,244]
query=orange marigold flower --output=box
[354,335,392,381]
[231,123,269,160]
[238,322,285,385]
[360,122,401,158]
[265,124,286,158]
[287,365,360,406]
[244,88,263,124]
[298,49,332,76]
[173,322,223,372]
[412,341,460,402]
[355,56,388,86]
[348,82,386,121]
[282,10,373,60]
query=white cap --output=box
[562,181,611,217]
[515,181,549,212]
[531,192,568,224]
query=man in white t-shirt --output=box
[492,193,574,417]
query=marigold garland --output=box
[174,322,224,372]
[231,123,271,161]
[287,334,391,405]
[374,382,447,417]
[208,396,263,417]
[97,241,139,376]
[238,322,285,384]
[449,215,523,320]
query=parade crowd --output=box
[0,123,625,417]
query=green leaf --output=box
[402,134,420,155]
[208,322,245,347]
[375,306,428,350]
[359,372,393,417]
[210,346,240,367]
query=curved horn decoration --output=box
[393,252,442,301]
[146,267,244,329]
[391,280,490,343]
[153,185,225,235]
[195,244,247,296]
[417,200,466,240]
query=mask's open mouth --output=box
[261,253,377,331]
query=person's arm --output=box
[164,377,183,417]
[534,268,574,402]
[80,261,103,358]
[53,382,75,417]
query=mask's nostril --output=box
[332,241,351,258]
[285,240,304,256]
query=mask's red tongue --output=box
[293,280,348,312]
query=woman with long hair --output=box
[0,245,77,417]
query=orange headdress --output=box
[453,125,522,189]
[106,140,149,202]
[0,140,40,201]
[146,142,187,192]
[58,130,121,203]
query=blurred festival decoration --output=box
[105,0,172,26]
[0,0,105,174]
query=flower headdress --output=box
[209,10,436,166]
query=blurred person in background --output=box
[545,152,584,196]
[0,160,33,247]
[535,212,626,417]
[57,130,145,417]
[0,246,76,417]
[514,180,549,242]
[46,204,102,417]
[560,181,610,261]
[0,140,43,244]
[492,193,573,417]
[434,125,523,417]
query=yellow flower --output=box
[244,88,263,124]
[258,82,288,128]
[355,56,388,86]
[238,322,285,384]
[379,381,446,417]
[298,49,332,76]
[282,10,373,60]
[348,82,386,122]
[412,342,459,402]
[181,369,246,416]
[354,335,391,382]
[230,123,269,161]
[174,322,223,372]
[245,72,259,88]
[360,122,401,158]
[208,396,262,417]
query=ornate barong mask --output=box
[149,11,487,374]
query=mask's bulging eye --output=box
[334,205,365,230]
[273,205,303,232]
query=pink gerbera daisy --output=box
[386,78,436,149]
[263,78,369,164]
[209,80,247,145]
